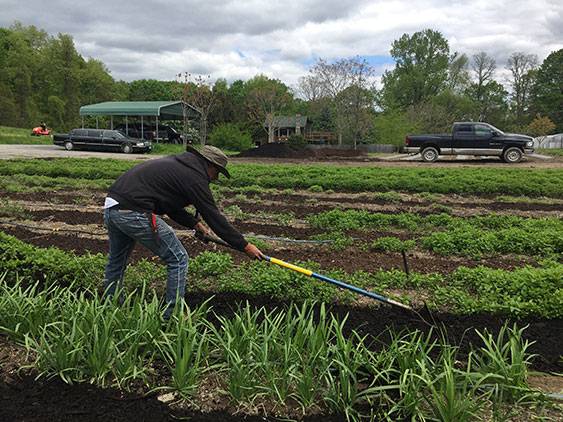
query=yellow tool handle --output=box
[268,257,312,276]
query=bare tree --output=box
[472,51,496,102]
[246,74,291,144]
[296,74,323,102]
[295,74,331,135]
[310,57,375,146]
[172,72,195,148]
[190,75,218,145]
[310,58,352,145]
[506,52,539,126]
[341,58,376,149]
[173,73,218,146]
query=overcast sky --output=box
[2,0,562,89]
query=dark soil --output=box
[1,291,562,422]
[235,143,367,159]
[237,142,315,158]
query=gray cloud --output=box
[1,0,561,86]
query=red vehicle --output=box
[31,124,52,136]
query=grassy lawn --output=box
[0,125,52,144]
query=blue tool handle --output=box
[310,271,412,310]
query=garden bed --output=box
[1,156,562,421]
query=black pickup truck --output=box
[404,122,534,163]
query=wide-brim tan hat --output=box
[187,145,230,178]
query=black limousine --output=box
[53,129,152,154]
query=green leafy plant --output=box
[256,210,295,225]
[188,251,233,278]
[208,123,253,152]
[310,231,356,251]
[373,190,402,202]
[0,198,30,219]
[3,158,563,196]
[223,204,251,221]
[471,323,536,403]
[417,358,492,422]
[156,302,212,401]
[286,133,306,148]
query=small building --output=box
[263,115,312,142]
[262,114,339,145]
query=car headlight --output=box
[136,142,145,147]
[526,141,534,147]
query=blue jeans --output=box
[103,207,188,320]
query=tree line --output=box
[0,23,561,147]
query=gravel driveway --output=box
[0,144,160,161]
[1,144,560,169]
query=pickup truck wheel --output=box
[121,143,133,154]
[64,141,73,151]
[503,147,523,163]
[421,147,439,162]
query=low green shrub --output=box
[435,260,563,318]
[0,198,31,219]
[308,231,356,251]
[188,251,233,277]
[208,123,253,152]
[0,232,106,287]
[307,184,323,192]
[286,133,306,148]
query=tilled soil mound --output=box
[236,143,368,159]
[237,143,315,158]
[312,147,367,158]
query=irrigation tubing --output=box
[0,220,103,236]
[240,234,360,243]
[0,220,354,245]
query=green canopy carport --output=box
[79,101,199,140]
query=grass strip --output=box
[2,158,563,196]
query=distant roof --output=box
[79,101,198,120]
[264,115,310,128]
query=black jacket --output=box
[107,151,248,249]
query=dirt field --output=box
[1,146,562,421]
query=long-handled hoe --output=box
[196,233,437,327]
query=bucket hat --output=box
[187,145,230,178]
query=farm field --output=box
[1,151,562,421]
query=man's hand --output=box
[244,242,267,260]
[193,222,209,239]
